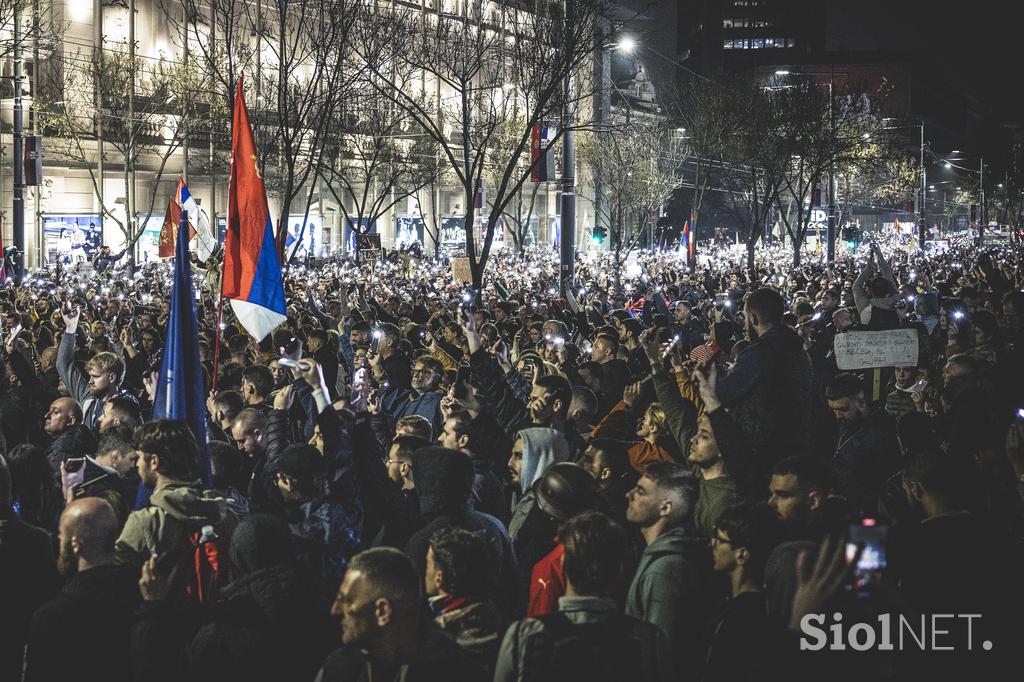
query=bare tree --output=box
[356,0,608,290]
[577,118,685,284]
[712,80,788,269]
[37,48,204,258]
[769,81,879,264]
[319,91,438,261]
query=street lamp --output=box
[616,36,637,54]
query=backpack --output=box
[185,524,230,604]
[520,612,644,682]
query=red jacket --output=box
[527,543,565,617]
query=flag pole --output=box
[211,293,225,393]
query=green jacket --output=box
[694,474,740,537]
[115,480,237,567]
[625,526,711,671]
[651,368,699,458]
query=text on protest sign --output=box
[833,329,919,371]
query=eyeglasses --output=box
[710,534,733,547]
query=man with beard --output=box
[23,498,140,682]
[696,288,813,501]
[58,306,135,433]
[825,372,901,516]
[687,414,739,537]
[377,355,446,441]
[318,548,482,681]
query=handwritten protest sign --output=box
[834,329,919,371]
[451,257,473,284]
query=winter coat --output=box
[404,447,518,616]
[493,595,673,682]
[832,410,901,516]
[115,479,238,567]
[711,324,813,497]
[625,526,712,673]
[317,618,484,682]
[267,400,364,588]
[433,597,504,672]
[132,564,336,682]
[0,509,57,682]
[23,564,141,682]
[380,386,444,439]
[45,424,98,486]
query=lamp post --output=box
[558,0,576,296]
[13,0,25,282]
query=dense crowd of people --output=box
[1,233,1023,681]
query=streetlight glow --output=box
[775,69,791,76]
[617,36,637,54]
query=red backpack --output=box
[185,525,230,604]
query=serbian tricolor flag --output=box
[178,179,217,261]
[222,80,286,341]
[681,220,693,263]
[531,123,556,182]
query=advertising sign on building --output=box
[42,215,102,265]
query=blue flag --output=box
[153,208,212,486]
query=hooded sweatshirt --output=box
[626,526,711,672]
[115,479,237,567]
[404,448,516,589]
[508,428,570,541]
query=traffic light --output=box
[592,226,607,245]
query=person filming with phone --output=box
[57,303,136,434]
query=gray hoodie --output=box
[508,428,569,541]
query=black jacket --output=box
[45,425,98,486]
[317,618,485,682]
[0,510,58,682]
[711,325,813,499]
[832,410,901,517]
[136,564,336,682]
[404,448,518,616]
[24,564,141,682]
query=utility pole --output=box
[918,122,927,249]
[128,0,137,257]
[13,0,25,282]
[978,155,985,240]
[826,72,836,262]
[559,0,575,295]
[95,0,105,245]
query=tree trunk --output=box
[792,238,802,267]
[746,239,755,271]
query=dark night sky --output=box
[828,0,1023,132]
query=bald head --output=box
[59,498,119,572]
[45,397,82,436]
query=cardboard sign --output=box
[834,329,919,371]
[451,257,473,284]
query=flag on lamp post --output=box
[153,208,212,487]
[222,79,287,341]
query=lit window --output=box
[786,38,796,47]
[751,38,764,49]
[723,18,733,27]
[723,39,735,49]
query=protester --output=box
[0,230,1019,680]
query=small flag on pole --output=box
[531,123,556,182]
[178,179,217,261]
